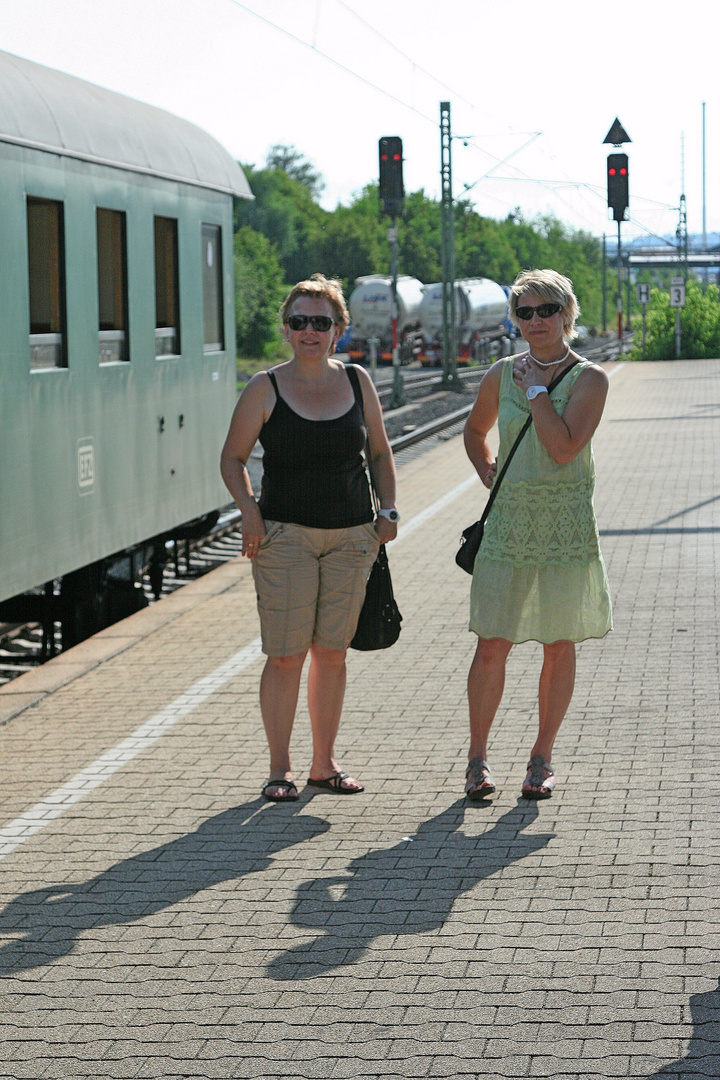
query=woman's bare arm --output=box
[463,361,503,488]
[356,366,398,543]
[219,372,274,556]
[513,359,609,465]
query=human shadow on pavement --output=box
[646,979,720,1078]
[267,799,552,980]
[0,798,329,974]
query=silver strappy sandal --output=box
[465,756,496,801]
[521,754,555,799]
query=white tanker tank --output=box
[348,274,424,361]
[419,278,508,336]
[418,277,510,364]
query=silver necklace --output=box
[528,344,570,369]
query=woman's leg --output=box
[533,640,576,761]
[260,650,307,794]
[307,643,362,791]
[467,636,513,762]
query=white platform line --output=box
[0,639,262,859]
[0,478,476,861]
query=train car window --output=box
[202,223,224,353]
[27,197,67,370]
[97,208,129,364]
[154,216,180,357]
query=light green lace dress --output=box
[469,358,612,644]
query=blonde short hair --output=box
[508,269,580,341]
[280,274,350,340]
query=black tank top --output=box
[257,364,374,529]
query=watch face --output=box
[388,510,399,522]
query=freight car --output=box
[0,50,252,648]
[418,277,512,365]
[347,274,424,363]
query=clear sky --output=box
[1,0,716,243]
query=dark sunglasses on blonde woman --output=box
[515,303,563,321]
[286,314,335,331]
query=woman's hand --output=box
[374,516,398,545]
[513,354,551,394]
[482,460,498,489]
[241,501,266,559]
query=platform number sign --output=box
[669,280,686,308]
[636,283,650,305]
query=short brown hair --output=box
[509,268,580,341]
[280,274,350,336]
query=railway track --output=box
[0,337,627,685]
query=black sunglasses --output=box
[515,303,563,321]
[286,314,335,331]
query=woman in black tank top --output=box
[221,275,398,802]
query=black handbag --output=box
[456,359,580,575]
[350,431,403,650]
[350,543,402,650]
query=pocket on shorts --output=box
[259,520,284,548]
[345,522,379,557]
[360,521,381,549]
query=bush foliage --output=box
[628,280,720,360]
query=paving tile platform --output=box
[1,360,718,1079]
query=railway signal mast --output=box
[378,136,406,407]
[603,118,631,346]
[439,102,460,389]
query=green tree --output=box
[233,226,285,357]
[235,164,324,285]
[628,280,720,360]
[266,144,325,199]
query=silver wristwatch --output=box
[526,385,549,401]
[377,508,400,523]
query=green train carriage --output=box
[0,50,252,645]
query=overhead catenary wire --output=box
[220,0,675,236]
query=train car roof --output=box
[0,50,252,199]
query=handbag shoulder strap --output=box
[345,363,365,411]
[348,363,381,514]
[478,357,580,527]
[266,369,280,398]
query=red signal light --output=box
[378,136,404,212]
[608,167,616,176]
[620,167,627,175]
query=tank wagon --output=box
[418,277,511,365]
[0,50,252,647]
[347,274,424,363]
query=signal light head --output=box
[378,135,404,214]
[606,152,629,221]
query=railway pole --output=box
[388,221,405,406]
[440,102,460,390]
[602,234,607,332]
[616,220,623,350]
[367,336,380,385]
[379,136,406,409]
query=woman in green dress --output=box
[463,269,612,801]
